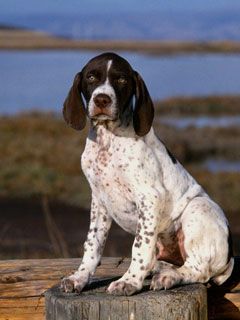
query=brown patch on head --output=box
[63,72,87,131]
[133,71,154,136]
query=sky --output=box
[1,0,240,16]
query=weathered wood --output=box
[0,297,44,320]
[0,257,239,320]
[0,257,128,320]
[0,258,128,298]
[45,281,208,320]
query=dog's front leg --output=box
[107,190,164,296]
[61,196,112,293]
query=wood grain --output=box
[0,257,239,320]
[45,283,207,320]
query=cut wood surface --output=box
[0,257,239,320]
[46,282,207,320]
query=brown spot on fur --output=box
[144,231,154,236]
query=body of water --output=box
[0,51,240,114]
[203,159,240,173]
[160,115,240,129]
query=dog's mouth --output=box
[91,113,115,121]
[89,107,118,122]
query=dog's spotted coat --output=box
[61,52,234,295]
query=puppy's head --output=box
[63,52,154,136]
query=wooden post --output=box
[45,279,207,320]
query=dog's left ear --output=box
[63,72,87,131]
[133,71,154,136]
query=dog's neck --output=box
[89,119,136,143]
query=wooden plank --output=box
[0,257,127,298]
[0,280,57,298]
[0,257,128,320]
[0,297,44,320]
[0,257,239,320]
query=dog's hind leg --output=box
[151,196,233,290]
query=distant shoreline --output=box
[1,27,240,55]
[1,95,240,117]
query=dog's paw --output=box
[60,272,89,293]
[150,269,180,290]
[107,280,140,296]
[61,277,75,293]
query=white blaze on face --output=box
[88,60,117,119]
[106,60,112,73]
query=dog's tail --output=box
[211,257,235,286]
[210,256,239,293]
[210,227,239,291]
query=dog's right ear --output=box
[63,72,87,130]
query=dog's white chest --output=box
[81,128,141,234]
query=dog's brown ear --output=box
[63,72,86,130]
[133,71,154,136]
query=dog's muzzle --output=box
[94,93,112,109]
[91,93,115,119]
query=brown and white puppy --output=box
[61,52,234,296]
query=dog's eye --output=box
[117,77,127,85]
[87,75,97,83]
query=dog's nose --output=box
[93,94,112,109]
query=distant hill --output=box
[0,24,23,30]
[0,10,240,41]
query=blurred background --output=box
[0,0,239,259]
